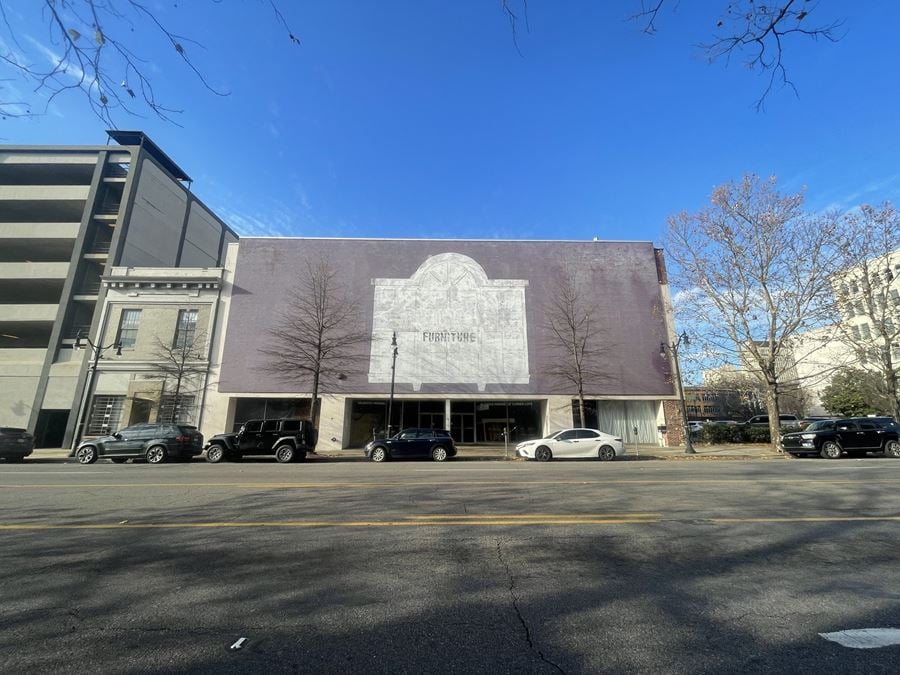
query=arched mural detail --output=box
[368,253,530,391]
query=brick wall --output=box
[663,400,685,447]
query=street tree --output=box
[262,259,369,427]
[148,330,209,424]
[541,264,610,428]
[820,368,891,418]
[667,174,842,449]
[832,203,900,420]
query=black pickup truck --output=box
[205,418,317,463]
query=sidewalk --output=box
[13,443,786,464]
[316,443,786,462]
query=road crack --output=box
[496,539,566,674]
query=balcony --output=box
[0,304,59,322]
[0,185,90,200]
[0,262,69,280]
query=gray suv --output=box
[73,423,204,464]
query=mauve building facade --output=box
[206,238,681,450]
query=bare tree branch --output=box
[831,203,900,419]
[0,0,300,126]
[261,258,370,425]
[630,1,844,110]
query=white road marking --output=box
[819,628,900,649]
[0,471,111,475]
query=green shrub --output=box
[695,423,772,444]
[743,425,771,443]
[697,423,740,444]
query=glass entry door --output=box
[451,413,476,443]
[419,412,444,430]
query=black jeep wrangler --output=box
[205,418,317,463]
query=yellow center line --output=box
[2,478,900,489]
[1,514,900,531]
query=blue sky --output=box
[3,1,900,244]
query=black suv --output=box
[781,417,900,459]
[364,428,457,462]
[73,424,204,464]
[205,418,317,463]
[1,426,34,462]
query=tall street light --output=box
[386,331,398,437]
[660,332,695,455]
[73,330,122,447]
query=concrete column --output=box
[545,396,572,435]
[444,399,451,431]
[318,395,346,451]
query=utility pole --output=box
[386,331,398,437]
[660,332,695,455]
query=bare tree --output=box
[0,0,299,125]
[667,174,842,449]
[542,264,611,428]
[631,1,843,110]
[833,203,900,420]
[262,259,369,428]
[148,329,209,424]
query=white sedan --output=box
[516,428,626,462]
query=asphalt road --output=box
[1,456,899,673]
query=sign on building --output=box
[368,253,530,391]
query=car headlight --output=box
[801,433,816,440]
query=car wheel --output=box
[370,446,388,462]
[432,445,448,462]
[205,444,226,463]
[145,445,168,464]
[110,458,127,464]
[598,445,616,461]
[535,446,552,462]
[274,443,295,463]
[820,441,842,460]
[884,439,900,458]
[76,445,98,464]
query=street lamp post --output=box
[660,332,695,455]
[73,330,122,447]
[386,331,398,437]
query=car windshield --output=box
[806,420,834,431]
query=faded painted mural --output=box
[368,253,529,391]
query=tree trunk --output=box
[310,368,320,426]
[887,367,900,421]
[764,384,781,452]
[577,393,586,428]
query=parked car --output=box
[745,414,802,429]
[516,428,625,462]
[365,428,457,462]
[687,421,706,434]
[0,426,34,462]
[781,417,900,459]
[73,423,204,464]
[205,418,317,463]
